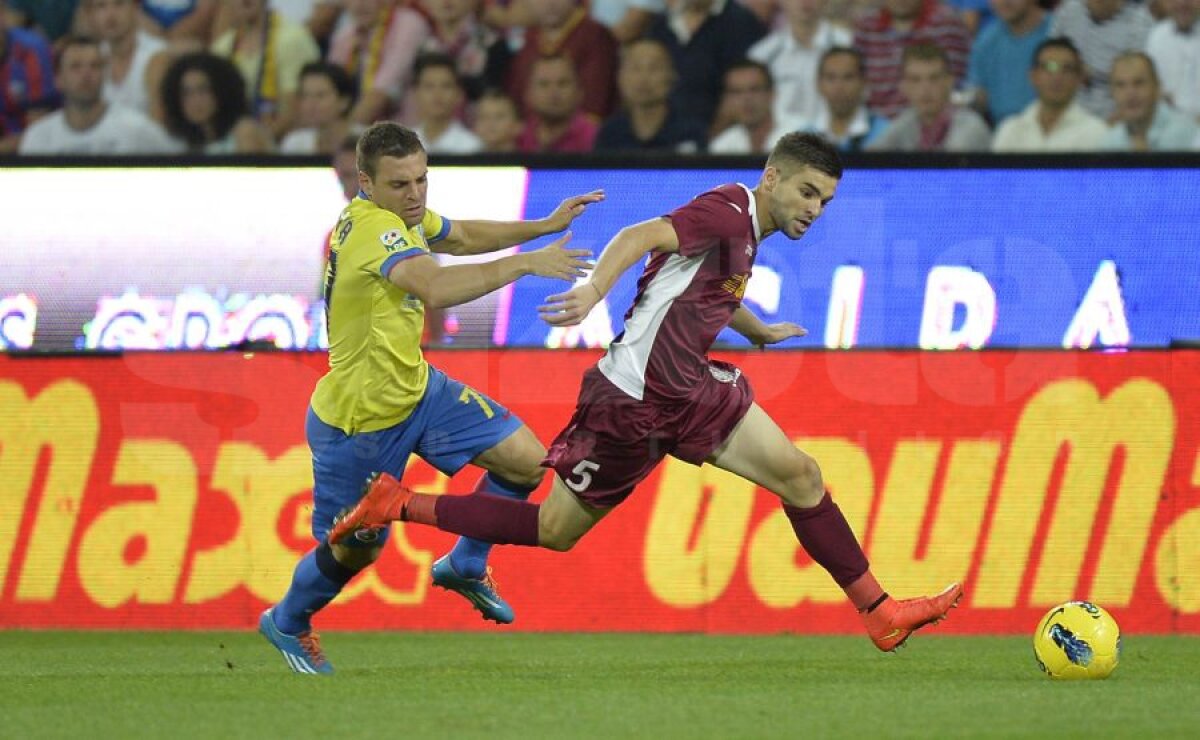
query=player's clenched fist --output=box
[525,232,593,280]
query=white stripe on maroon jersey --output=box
[598,251,706,400]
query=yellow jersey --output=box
[310,195,451,434]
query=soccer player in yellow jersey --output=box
[259,122,601,674]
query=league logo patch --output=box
[379,229,407,252]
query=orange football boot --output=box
[327,472,413,545]
[862,583,964,652]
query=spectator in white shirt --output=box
[747,0,852,125]
[410,52,481,154]
[992,37,1109,151]
[280,62,358,155]
[83,0,170,119]
[709,59,803,153]
[1102,52,1199,150]
[19,35,177,155]
[1146,0,1200,121]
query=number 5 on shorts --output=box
[565,460,600,492]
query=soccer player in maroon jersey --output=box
[330,132,962,651]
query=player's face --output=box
[364,151,430,227]
[473,97,521,151]
[57,45,106,106]
[723,67,773,128]
[1031,48,1083,108]
[1110,58,1159,124]
[899,58,952,120]
[764,165,837,240]
[818,53,865,118]
[87,0,137,40]
[415,66,463,122]
[180,69,217,124]
[298,73,346,127]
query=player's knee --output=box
[537,521,581,552]
[504,464,546,490]
[781,451,825,509]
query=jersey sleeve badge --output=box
[379,229,408,252]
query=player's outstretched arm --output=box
[539,217,676,327]
[432,190,605,256]
[388,233,592,309]
[728,306,808,348]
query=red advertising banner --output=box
[1,350,1197,633]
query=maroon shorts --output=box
[543,361,755,508]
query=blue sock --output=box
[448,473,535,578]
[273,542,358,635]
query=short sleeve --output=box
[666,192,747,257]
[366,223,428,279]
[421,208,451,244]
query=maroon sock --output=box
[422,492,541,546]
[783,492,871,589]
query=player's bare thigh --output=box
[537,475,610,551]
[707,403,824,508]
[470,424,547,488]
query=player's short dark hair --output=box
[413,51,461,87]
[768,132,843,180]
[901,43,950,73]
[818,46,865,78]
[299,61,357,104]
[357,122,424,178]
[1032,37,1082,69]
[160,52,248,150]
[53,34,102,70]
[724,58,773,91]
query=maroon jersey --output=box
[597,183,761,401]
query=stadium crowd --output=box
[2,0,1198,155]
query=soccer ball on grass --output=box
[1033,601,1120,680]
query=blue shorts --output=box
[306,366,523,546]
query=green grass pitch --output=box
[2,632,1197,738]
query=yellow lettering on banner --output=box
[77,440,198,608]
[747,439,873,607]
[869,440,999,596]
[1154,450,1200,613]
[975,379,1173,609]
[184,443,311,604]
[337,458,444,605]
[0,380,98,602]
[644,459,754,607]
